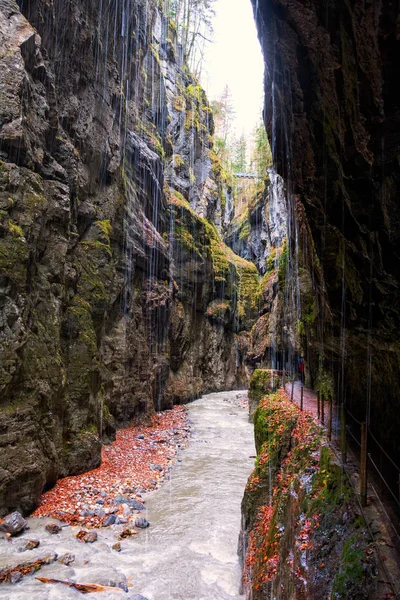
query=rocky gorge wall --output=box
[252,0,400,463]
[0,0,258,515]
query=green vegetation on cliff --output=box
[249,369,282,408]
[242,390,377,600]
[165,185,259,330]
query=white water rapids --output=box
[0,391,255,600]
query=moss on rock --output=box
[248,369,283,418]
[242,390,377,600]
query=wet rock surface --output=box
[0,512,27,536]
[253,0,400,465]
[45,524,61,535]
[0,0,253,516]
[134,518,149,529]
[24,540,40,551]
[76,530,97,544]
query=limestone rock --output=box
[45,523,61,535]
[58,552,75,566]
[135,518,150,529]
[0,512,27,536]
[76,530,97,543]
[25,539,40,550]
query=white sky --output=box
[201,0,265,138]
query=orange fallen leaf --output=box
[36,577,125,593]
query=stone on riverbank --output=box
[0,512,27,536]
[114,496,145,510]
[104,514,117,526]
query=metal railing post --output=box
[340,405,347,465]
[360,422,368,507]
[328,397,333,441]
[321,393,325,425]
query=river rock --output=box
[120,528,137,538]
[45,523,62,534]
[103,514,116,526]
[0,512,27,536]
[135,518,150,529]
[80,509,95,517]
[112,542,121,552]
[58,552,75,565]
[76,530,97,543]
[114,496,145,510]
[10,572,23,584]
[25,539,40,550]
[82,567,128,591]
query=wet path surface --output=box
[0,391,255,600]
[284,381,318,416]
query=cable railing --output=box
[282,374,400,599]
[286,377,400,512]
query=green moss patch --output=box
[165,185,259,330]
[249,369,283,408]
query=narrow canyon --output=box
[0,0,399,598]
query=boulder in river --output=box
[0,512,27,536]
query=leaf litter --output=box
[32,406,190,528]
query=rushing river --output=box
[0,391,255,600]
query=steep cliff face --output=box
[226,169,290,370]
[0,0,257,515]
[252,0,400,460]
